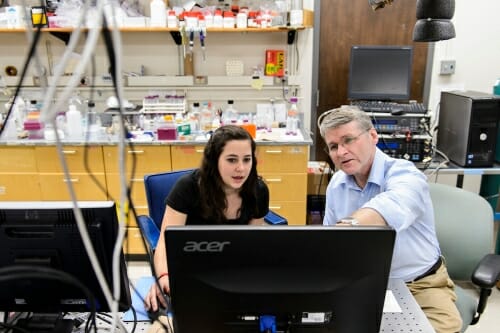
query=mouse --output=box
[147,304,168,321]
[390,108,405,115]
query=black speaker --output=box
[413,0,456,42]
[416,0,455,19]
[413,19,456,42]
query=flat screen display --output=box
[348,45,413,101]
[166,225,396,333]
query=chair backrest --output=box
[428,182,495,281]
[144,169,194,229]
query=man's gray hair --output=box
[318,106,373,138]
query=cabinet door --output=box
[123,227,147,255]
[261,173,307,201]
[35,146,107,201]
[35,145,105,173]
[269,200,307,226]
[171,145,205,170]
[38,173,108,201]
[0,174,41,200]
[256,145,309,173]
[0,147,38,172]
[0,147,41,200]
[104,145,172,229]
[103,145,172,175]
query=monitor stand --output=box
[16,313,75,333]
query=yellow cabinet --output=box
[0,146,41,200]
[170,145,205,170]
[35,146,107,201]
[257,145,309,225]
[124,227,148,256]
[103,145,172,208]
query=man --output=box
[318,106,462,333]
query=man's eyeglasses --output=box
[324,129,370,153]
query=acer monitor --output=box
[166,225,396,333]
[0,201,131,332]
[347,45,413,101]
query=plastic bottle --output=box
[2,116,18,140]
[86,101,99,140]
[66,104,83,140]
[150,0,167,27]
[289,0,303,26]
[236,11,247,28]
[223,100,238,125]
[213,9,223,28]
[223,11,235,28]
[200,102,213,132]
[286,97,299,135]
[494,78,500,96]
[167,10,178,28]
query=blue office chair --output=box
[137,169,287,254]
[428,182,500,332]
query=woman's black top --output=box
[166,169,269,225]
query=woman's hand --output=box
[145,275,170,312]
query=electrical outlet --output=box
[440,60,456,75]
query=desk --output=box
[381,279,435,333]
[118,278,434,333]
[422,159,500,194]
[1,279,434,333]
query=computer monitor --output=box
[347,45,413,101]
[0,201,131,316]
[166,225,396,333]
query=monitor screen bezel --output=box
[347,45,414,101]
[165,225,396,333]
[0,201,131,313]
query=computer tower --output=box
[437,91,500,167]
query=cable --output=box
[0,322,31,333]
[39,1,92,125]
[0,25,44,138]
[0,265,98,333]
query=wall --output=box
[428,0,500,113]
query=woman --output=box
[145,125,269,311]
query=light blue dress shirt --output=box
[323,148,441,282]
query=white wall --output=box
[428,0,500,113]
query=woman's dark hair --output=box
[198,125,259,222]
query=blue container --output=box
[494,78,500,96]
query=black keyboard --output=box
[351,101,427,114]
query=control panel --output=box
[370,114,430,134]
[377,134,431,162]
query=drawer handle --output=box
[195,149,204,153]
[62,150,76,154]
[63,178,79,183]
[269,205,282,210]
[127,150,145,154]
[130,178,144,182]
[265,178,283,183]
[265,150,283,154]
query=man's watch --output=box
[338,217,360,225]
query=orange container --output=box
[240,123,256,139]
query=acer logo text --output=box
[183,241,231,252]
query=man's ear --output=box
[370,128,379,144]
